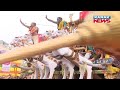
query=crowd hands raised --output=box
[7,14,120,79]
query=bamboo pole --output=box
[0,11,120,64]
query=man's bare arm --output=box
[20,19,30,28]
[19,66,33,70]
[89,58,95,62]
[13,65,33,70]
[45,15,57,24]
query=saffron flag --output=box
[80,11,89,21]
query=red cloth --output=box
[79,11,89,21]
[38,34,47,43]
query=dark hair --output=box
[95,48,103,51]
[57,17,62,20]
[57,17,62,19]
[32,22,36,26]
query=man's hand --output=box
[20,18,24,24]
[45,15,48,19]
[20,18,22,22]
[69,14,73,19]
[45,15,57,24]
[19,18,30,28]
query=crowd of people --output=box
[0,12,120,79]
[73,45,120,79]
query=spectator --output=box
[45,15,67,30]
[20,19,39,36]
[68,14,77,33]
[89,48,104,63]
[86,45,95,53]
[20,19,40,44]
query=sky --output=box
[0,11,80,44]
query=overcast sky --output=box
[0,11,80,44]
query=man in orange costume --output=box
[20,19,39,44]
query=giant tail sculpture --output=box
[0,11,120,64]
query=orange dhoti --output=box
[32,35,39,44]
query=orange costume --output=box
[38,34,47,43]
[29,26,39,36]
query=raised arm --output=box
[20,19,30,28]
[89,57,95,62]
[45,15,57,24]
[69,14,73,22]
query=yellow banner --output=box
[0,60,22,76]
